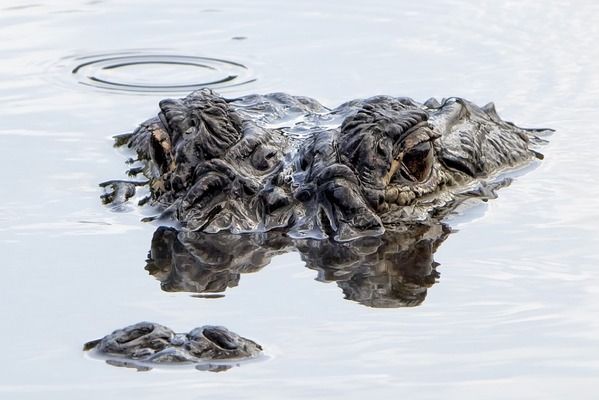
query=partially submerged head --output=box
[107,90,547,241]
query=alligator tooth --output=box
[397,190,416,205]
[385,187,399,203]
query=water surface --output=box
[2,1,599,399]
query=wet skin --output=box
[84,322,262,372]
[92,90,550,369]
[102,90,550,241]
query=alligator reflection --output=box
[145,223,451,308]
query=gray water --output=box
[2,0,599,398]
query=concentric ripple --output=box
[69,53,256,93]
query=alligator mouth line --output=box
[384,166,442,206]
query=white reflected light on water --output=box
[1,0,599,399]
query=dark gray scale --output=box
[84,321,263,370]
[102,89,551,241]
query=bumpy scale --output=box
[102,90,550,241]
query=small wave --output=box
[66,52,255,93]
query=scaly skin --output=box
[103,90,550,241]
[84,322,262,371]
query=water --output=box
[67,52,255,93]
[1,0,599,398]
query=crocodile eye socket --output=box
[400,141,433,182]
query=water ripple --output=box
[65,52,256,93]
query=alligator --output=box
[84,322,262,371]
[102,89,550,241]
[146,223,448,308]
[94,90,550,368]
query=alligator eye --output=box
[400,141,433,182]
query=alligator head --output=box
[103,90,550,241]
